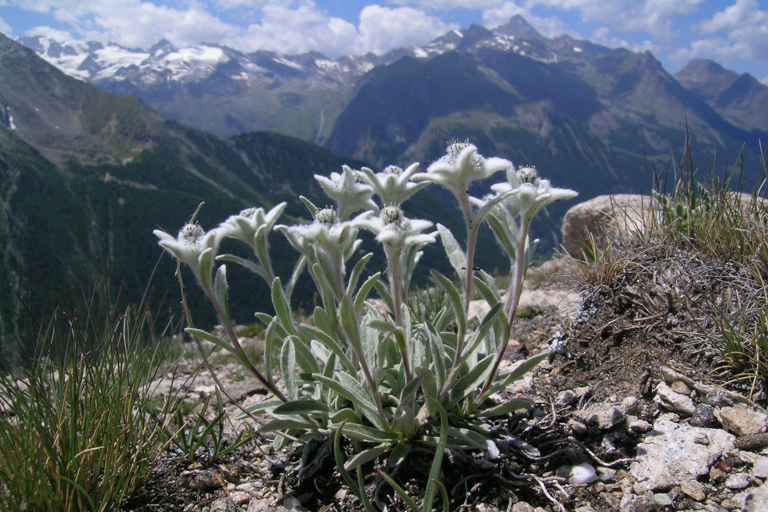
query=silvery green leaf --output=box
[271,277,296,336]
[415,366,438,400]
[312,307,337,337]
[377,336,398,369]
[398,376,422,405]
[344,444,389,471]
[299,195,318,217]
[354,272,381,313]
[215,254,266,280]
[446,427,487,449]
[299,324,355,375]
[337,423,398,443]
[312,259,338,303]
[281,337,298,400]
[236,398,283,418]
[482,351,549,399]
[477,398,533,418]
[431,271,466,342]
[462,303,502,364]
[284,255,306,303]
[436,224,466,284]
[346,253,373,296]
[310,340,330,365]
[314,373,384,430]
[330,408,361,423]
[445,354,494,410]
[260,419,321,433]
[263,320,281,389]
[473,188,517,224]
[360,313,379,372]
[185,328,245,364]
[340,294,363,354]
[197,247,215,291]
[273,400,333,415]
[372,280,394,319]
[486,213,517,263]
[291,336,320,375]
[425,322,446,386]
[214,264,229,317]
[387,441,412,468]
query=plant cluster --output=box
[0,295,179,512]
[154,141,577,507]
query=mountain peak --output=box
[456,24,495,51]
[149,38,176,57]
[493,15,544,41]
[675,59,740,102]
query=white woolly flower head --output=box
[217,202,286,245]
[491,165,578,222]
[314,165,377,221]
[412,140,512,199]
[356,206,436,252]
[154,222,219,287]
[360,163,428,207]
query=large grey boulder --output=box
[561,194,651,257]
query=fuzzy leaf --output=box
[387,441,412,468]
[445,354,494,410]
[281,338,298,400]
[347,253,373,296]
[483,351,549,399]
[354,273,381,313]
[271,277,295,336]
[437,224,467,284]
[431,271,466,342]
[260,419,320,433]
[344,444,389,471]
[478,398,533,418]
[273,400,333,415]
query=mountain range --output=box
[4,16,768,364]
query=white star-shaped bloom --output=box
[314,166,377,221]
[360,163,429,207]
[154,223,219,286]
[412,141,511,199]
[491,166,577,222]
[217,202,286,246]
[356,206,436,252]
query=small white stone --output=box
[753,457,768,479]
[725,472,751,490]
[569,463,599,485]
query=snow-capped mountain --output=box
[17,16,584,142]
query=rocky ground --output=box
[123,243,768,512]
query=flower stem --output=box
[479,220,530,399]
[386,246,411,381]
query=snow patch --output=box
[573,47,582,53]
[315,59,340,72]
[412,48,428,59]
[452,30,464,38]
[272,57,303,70]
[8,115,15,130]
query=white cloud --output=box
[0,15,12,35]
[761,74,768,85]
[671,0,768,64]
[590,25,655,53]
[228,1,454,56]
[358,5,456,54]
[23,25,74,41]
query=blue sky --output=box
[2,1,767,83]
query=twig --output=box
[538,437,639,467]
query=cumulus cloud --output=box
[671,0,768,64]
[0,16,12,36]
[358,5,456,54]
[228,1,454,56]
[23,25,74,41]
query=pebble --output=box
[671,380,692,395]
[681,480,707,501]
[718,405,768,436]
[511,503,534,512]
[573,403,625,430]
[596,467,616,482]
[653,492,673,506]
[557,463,598,484]
[209,499,236,512]
[655,382,696,416]
[230,491,251,506]
[622,396,639,415]
[691,403,718,428]
[710,467,726,482]
[753,457,768,478]
[568,419,588,435]
[725,472,750,490]
[629,419,652,433]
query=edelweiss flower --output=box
[314,166,377,221]
[360,163,429,207]
[217,202,286,246]
[277,208,362,262]
[154,223,219,286]
[356,206,436,252]
[492,166,578,222]
[412,141,511,200]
